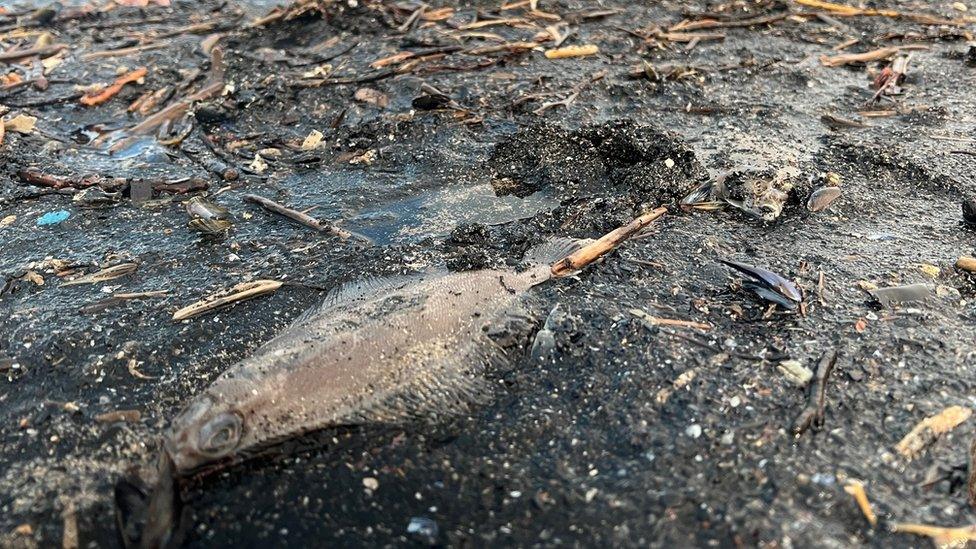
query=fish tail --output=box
[523,237,582,267]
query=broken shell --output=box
[724,171,790,222]
[807,186,841,212]
[869,284,934,307]
[777,360,813,387]
[73,187,122,208]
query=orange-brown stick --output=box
[551,207,667,277]
[80,67,148,107]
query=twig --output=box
[533,70,607,115]
[552,206,666,277]
[0,44,66,64]
[792,350,838,436]
[173,280,283,321]
[820,45,925,67]
[660,330,772,362]
[670,13,789,32]
[80,67,148,106]
[630,308,711,331]
[242,193,371,244]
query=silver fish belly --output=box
[164,256,565,474]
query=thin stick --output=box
[630,308,711,331]
[0,44,66,64]
[792,350,838,435]
[551,207,666,277]
[173,280,283,321]
[242,193,371,244]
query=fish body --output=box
[164,240,576,474]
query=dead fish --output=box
[807,186,841,212]
[720,259,802,310]
[163,239,579,474]
[869,283,935,307]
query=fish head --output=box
[164,395,243,473]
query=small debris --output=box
[0,215,15,227]
[362,477,379,491]
[891,523,976,546]
[793,350,838,436]
[869,284,935,307]
[95,409,141,423]
[963,199,976,224]
[629,309,710,331]
[777,360,813,388]
[956,256,976,273]
[919,263,940,278]
[5,113,37,134]
[544,44,599,59]
[406,517,439,545]
[719,259,803,310]
[80,67,148,107]
[895,405,972,459]
[37,210,70,226]
[353,87,389,108]
[243,193,370,243]
[807,186,841,212]
[172,280,283,321]
[301,129,324,150]
[844,481,877,527]
[63,263,138,286]
[62,501,78,549]
[12,523,32,536]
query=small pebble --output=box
[407,517,438,545]
[685,424,702,438]
[362,477,379,491]
[963,199,976,224]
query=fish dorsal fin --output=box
[284,271,445,330]
[523,237,583,267]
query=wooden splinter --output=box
[551,207,667,277]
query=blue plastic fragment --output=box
[37,210,70,226]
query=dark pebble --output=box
[963,200,976,224]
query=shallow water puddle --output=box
[345,183,559,244]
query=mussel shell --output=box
[679,178,727,212]
[188,217,231,235]
[720,259,802,303]
[743,281,799,310]
[807,186,841,212]
[185,196,229,221]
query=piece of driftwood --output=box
[551,207,667,277]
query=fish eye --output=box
[197,412,242,456]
